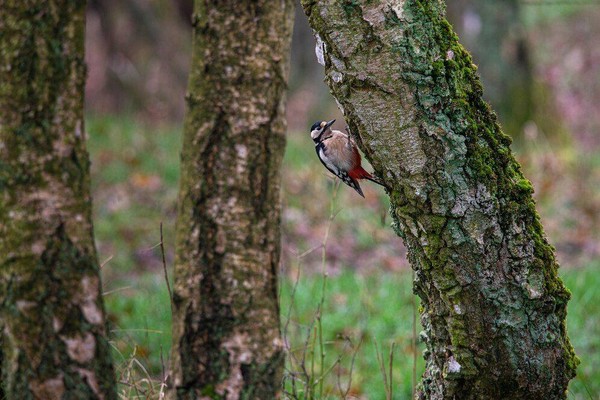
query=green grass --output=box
[87,115,181,275]
[280,268,423,399]
[88,116,600,398]
[102,263,600,399]
[562,263,600,399]
[104,272,172,377]
[279,263,600,399]
[522,2,594,27]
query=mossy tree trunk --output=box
[302,1,577,399]
[446,0,533,137]
[0,1,116,399]
[168,1,294,399]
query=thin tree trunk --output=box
[168,1,294,399]
[0,1,116,399]
[301,1,577,399]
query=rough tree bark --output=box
[168,1,294,399]
[302,1,577,399]
[0,1,116,399]
[446,0,534,137]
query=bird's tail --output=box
[365,174,386,187]
[350,166,387,188]
[349,179,365,198]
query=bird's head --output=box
[310,119,335,143]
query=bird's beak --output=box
[323,119,335,131]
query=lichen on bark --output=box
[168,1,294,399]
[0,1,116,398]
[302,0,577,398]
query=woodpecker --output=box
[310,119,385,197]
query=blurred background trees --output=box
[86,0,600,264]
[83,1,600,397]
[446,0,535,138]
[86,0,190,120]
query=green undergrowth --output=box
[102,263,600,399]
[104,273,172,376]
[87,115,181,276]
[522,3,591,27]
[561,262,600,399]
[280,268,424,399]
[89,115,599,398]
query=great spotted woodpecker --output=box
[310,119,385,197]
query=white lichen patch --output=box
[315,33,326,66]
[77,276,104,325]
[391,3,404,20]
[524,279,544,299]
[216,332,253,399]
[447,355,461,373]
[404,219,421,242]
[526,285,543,299]
[235,144,248,175]
[235,144,248,159]
[453,304,463,315]
[80,276,99,299]
[330,70,343,83]
[53,316,64,332]
[194,121,217,146]
[75,368,102,398]
[272,336,284,350]
[31,240,46,256]
[192,226,200,240]
[82,302,103,325]
[63,332,96,364]
[8,210,21,219]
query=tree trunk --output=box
[0,1,116,399]
[168,1,294,399]
[301,1,577,399]
[446,0,533,137]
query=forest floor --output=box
[89,114,599,398]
